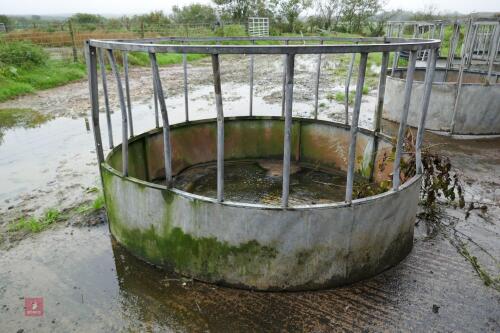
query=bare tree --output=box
[270,0,312,32]
[314,0,342,30]
[341,0,381,33]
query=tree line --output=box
[1,1,460,35]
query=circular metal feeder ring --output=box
[85,36,440,290]
[384,67,500,136]
[384,17,500,136]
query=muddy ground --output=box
[0,54,499,331]
[0,54,378,224]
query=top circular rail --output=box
[85,36,440,208]
[88,36,440,55]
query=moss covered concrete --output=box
[102,167,278,284]
[99,117,418,290]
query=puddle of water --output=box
[0,72,377,213]
[167,160,353,205]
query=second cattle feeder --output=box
[85,36,440,290]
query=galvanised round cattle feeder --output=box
[384,17,500,136]
[384,67,500,135]
[85,36,440,290]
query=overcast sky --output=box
[0,0,498,16]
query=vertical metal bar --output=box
[212,54,224,203]
[123,52,134,137]
[84,42,104,167]
[480,25,487,60]
[345,53,368,203]
[416,48,438,174]
[281,53,295,208]
[438,23,445,57]
[445,22,460,80]
[106,49,128,177]
[487,24,500,83]
[392,50,417,190]
[183,41,189,122]
[373,52,390,132]
[425,24,436,60]
[249,39,255,116]
[152,66,159,128]
[460,20,473,61]
[149,53,173,187]
[345,51,356,125]
[369,51,389,181]
[468,24,479,67]
[97,48,113,149]
[391,24,402,75]
[451,23,478,134]
[281,40,289,117]
[313,40,323,119]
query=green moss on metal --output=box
[102,166,278,282]
[296,248,315,266]
[127,139,147,180]
[111,220,278,282]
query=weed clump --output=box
[9,208,61,233]
[0,41,86,101]
[76,195,105,214]
[0,41,47,68]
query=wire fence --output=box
[0,21,247,62]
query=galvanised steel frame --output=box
[386,16,500,135]
[85,36,440,208]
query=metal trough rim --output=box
[388,67,500,86]
[102,116,422,211]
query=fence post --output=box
[68,19,78,63]
[140,20,145,39]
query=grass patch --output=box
[5,192,105,239]
[9,208,61,233]
[76,195,105,214]
[125,52,207,67]
[328,91,355,105]
[0,60,86,102]
[0,41,87,101]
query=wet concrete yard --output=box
[0,209,499,332]
[0,54,499,331]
